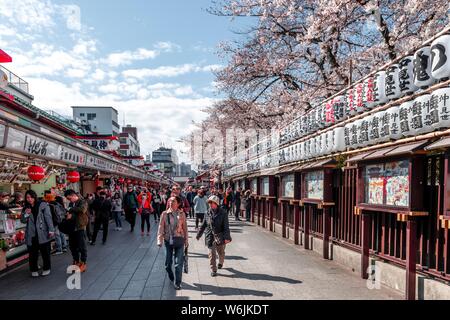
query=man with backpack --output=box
[44,191,67,255]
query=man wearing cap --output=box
[196,195,232,277]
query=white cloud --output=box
[104,48,159,67]
[122,63,223,79]
[66,68,86,78]
[154,41,181,52]
[91,69,106,81]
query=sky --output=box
[0,0,251,163]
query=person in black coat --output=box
[196,195,232,277]
[90,191,112,245]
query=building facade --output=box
[119,125,141,157]
[72,106,120,136]
[151,147,178,177]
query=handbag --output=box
[167,212,185,248]
[58,217,76,234]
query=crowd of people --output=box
[10,183,252,290]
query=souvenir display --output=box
[374,71,388,105]
[385,160,410,207]
[385,64,401,101]
[430,34,450,80]
[365,164,384,205]
[399,55,418,95]
[431,86,450,129]
[413,46,436,88]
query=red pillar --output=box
[281,202,286,238]
[269,199,274,232]
[323,206,331,260]
[406,219,417,300]
[294,204,300,245]
[304,205,311,250]
[361,212,370,279]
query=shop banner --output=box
[58,145,86,166]
[6,127,59,159]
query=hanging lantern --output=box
[385,64,401,101]
[386,106,402,140]
[352,119,363,149]
[333,127,346,152]
[325,99,335,126]
[364,114,376,145]
[410,94,433,135]
[399,55,418,96]
[357,118,370,147]
[345,87,356,116]
[431,34,450,80]
[323,131,332,155]
[431,86,450,130]
[376,111,390,143]
[67,171,80,183]
[126,179,132,184]
[373,71,388,106]
[333,95,345,123]
[27,165,45,182]
[118,177,125,184]
[315,135,323,156]
[354,82,367,113]
[398,101,414,137]
[413,46,435,88]
[363,77,376,109]
[344,123,352,149]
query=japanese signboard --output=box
[6,127,59,159]
[81,138,120,152]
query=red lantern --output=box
[67,171,80,183]
[118,177,125,184]
[126,179,132,184]
[27,165,45,181]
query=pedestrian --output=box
[123,185,139,232]
[138,188,153,236]
[234,188,242,221]
[223,188,232,216]
[193,189,207,230]
[196,195,232,277]
[43,191,67,255]
[152,190,162,223]
[244,190,251,221]
[86,193,95,242]
[111,192,123,231]
[157,196,189,290]
[21,190,55,277]
[64,189,89,272]
[90,191,112,245]
[168,185,190,217]
[186,186,195,219]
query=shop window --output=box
[251,178,257,194]
[261,177,269,195]
[304,170,324,200]
[282,174,294,198]
[364,160,409,207]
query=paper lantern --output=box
[309,137,317,157]
[345,87,357,116]
[27,165,45,181]
[385,64,401,101]
[344,123,352,149]
[399,55,418,96]
[398,101,414,137]
[410,94,433,135]
[354,82,367,113]
[352,120,363,149]
[67,171,80,183]
[375,111,390,143]
[309,110,318,133]
[323,131,333,154]
[373,71,388,106]
[357,118,370,147]
[315,134,324,156]
[386,106,402,140]
[332,127,346,152]
[299,142,305,160]
[304,139,311,159]
[333,95,345,123]
[365,114,377,145]
[431,34,450,80]
[363,77,376,109]
[413,46,435,88]
[431,86,450,130]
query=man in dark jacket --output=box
[196,195,232,277]
[64,189,89,273]
[90,191,112,245]
[123,185,139,232]
[234,188,242,221]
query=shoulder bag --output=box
[167,212,185,248]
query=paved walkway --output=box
[0,215,401,300]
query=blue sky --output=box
[0,0,251,162]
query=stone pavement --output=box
[0,215,402,300]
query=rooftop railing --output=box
[0,64,29,94]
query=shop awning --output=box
[302,158,336,170]
[425,136,450,151]
[383,140,429,156]
[275,163,300,175]
[346,150,376,163]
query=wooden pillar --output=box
[281,202,286,238]
[262,200,266,229]
[257,200,261,226]
[406,218,417,300]
[269,199,274,232]
[323,206,331,260]
[251,198,255,223]
[361,212,371,279]
[294,203,300,245]
[304,205,311,250]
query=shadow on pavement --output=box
[187,252,248,261]
[221,267,302,285]
[180,282,273,297]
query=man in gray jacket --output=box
[193,189,208,230]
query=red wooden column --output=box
[294,203,300,245]
[322,206,331,259]
[262,199,266,229]
[406,218,418,300]
[251,197,255,223]
[281,202,286,238]
[304,205,311,250]
[269,199,274,232]
[361,211,371,279]
[257,199,261,226]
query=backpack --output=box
[49,203,63,227]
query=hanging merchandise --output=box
[27,165,46,182]
[430,34,450,80]
[345,87,357,116]
[385,64,401,101]
[354,82,367,113]
[398,100,414,137]
[413,46,436,88]
[373,71,388,106]
[410,94,433,135]
[399,55,418,96]
[333,127,346,152]
[431,86,450,130]
[363,77,376,109]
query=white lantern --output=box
[310,137,317,157]
[354,82,367,113]
[315,135,323,156]
[385,64,401,101]
[367,114,381,145]
[431,34,450,80]
[413,46,436,88]
[363,76,376,109]
[303,139,310,159]
[333,95,345,122]
[325,99,335,126]
[376,111,390,143]
[344,122,353,149]
[299,142,305,160]
[345,87,356,116]
[398,101,414,137]
[374,71,388,105]
[324,130,333,154]
[399,55,418,96]
[333,127,346,152]
[411,94,433,135]
[352,119,363,149]
[357,118,370,147]
[431,86,450,130]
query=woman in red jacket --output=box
[138,188,153,236]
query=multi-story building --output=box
[72,106,120,136]
[119,125,140,157]
[151,147,178,177]
[176,162,194,177]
